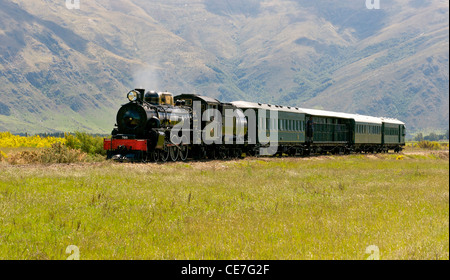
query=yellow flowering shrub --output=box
[0,132,66,148]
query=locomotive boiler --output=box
[105,89,191,161]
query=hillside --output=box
[0,0,448,135]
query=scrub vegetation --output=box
[0,132,105,164]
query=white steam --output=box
[132,64,161,92]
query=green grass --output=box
[0,152,448,260]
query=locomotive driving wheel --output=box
[160,145,170,162]
[179,145,189,161]
[150,150,160,162]
[169,146,179,162]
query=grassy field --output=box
[0,151,448,260]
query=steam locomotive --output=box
[104,89,405,162]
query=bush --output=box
[0,131,107,165]
[7,150,40,165]
[0,132,65,148]
[0,150,7,162]
[39,142,87,163]
[64,132,106,156]
[415,141,441,150]
[6,143,87,165]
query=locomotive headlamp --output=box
[127,90,138,102]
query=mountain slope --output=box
[0,0,448,135]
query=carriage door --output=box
[348,120,355,145]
